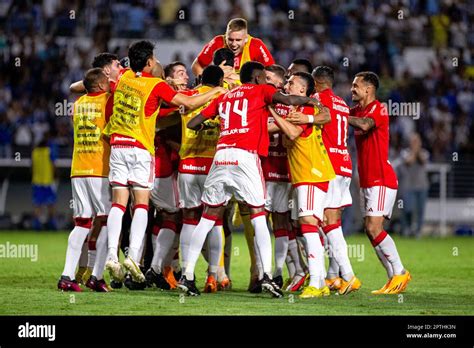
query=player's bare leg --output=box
[365,216,410,294]
[323,208,361,294]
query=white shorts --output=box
[109,146,155,190]
[178,173,207,209]
[71,177,112,218]
[265,181,291,213]
[325,175,352,210]
[201,148,266,207]
[289,187,297,221]
[150,175,179,213]
[292,184,328,223]
[360,186,397,219]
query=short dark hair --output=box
[213,48,234,67]
[128,40,155,73]
[291,59,313,74]
[83,68,107,92]
[202,65,224,87]
[355,71,379,90]
[164,61,186,78]
[293,71,315,97]
[265,64,286,83]
[312,65,334,85]
[240,61,264,84]
[92,53,118,69]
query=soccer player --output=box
[191,18,274,76]
[261,64,292,289]
[212,48,241,89]
[287,66,362,295]
[31,132,58,231]
[180,62,323,297]
[348,71,411,294]
[103,40,226,284]
[268,72,334,298]
[58,68,112,292]
[286,58,313,78]
[178,65,225,293]
[144,130,181,290]
[69,53,123,285]
[164,61,190,91]
[70,52,123,93]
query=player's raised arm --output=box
[170,87,226,111]
[267,122,280,134]
[191,57,204,77]
[348,116,375,131]
[269,107,303,141]
[272,91,312,106]
[69,80,86,93]
[286,107,330,125]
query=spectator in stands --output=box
[399,133,430,238]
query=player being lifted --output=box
[348,71,411,294]
[191,18,274,76]
[103,40,225,284]
[268,72,334,298]
[58,68,113,292]
[287,66,361,295]
[181,62,325,297]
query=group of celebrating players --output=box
[57,18,411,299]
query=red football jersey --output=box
[197,35,274,72]
[154,134,173,178]
[261,103,291,182]
[315,89,352,177]
[350,100,398,189]
[201,84,276,156]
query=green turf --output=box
[0,231,473,315]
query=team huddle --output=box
[58,18,411,299]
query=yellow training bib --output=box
[71,92,111,177]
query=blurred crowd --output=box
[0,0,473,163]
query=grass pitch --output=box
[0,231,472,315]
